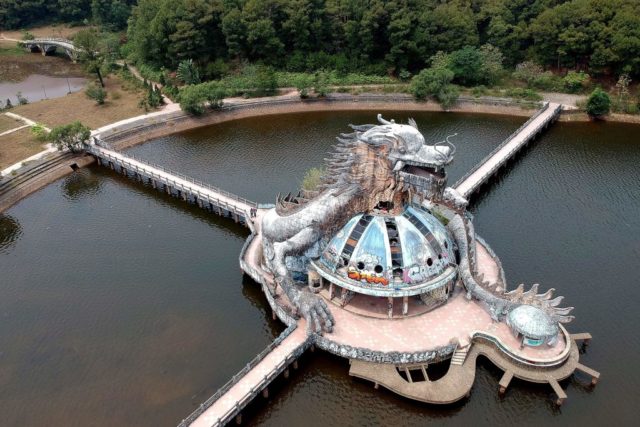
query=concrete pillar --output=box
[329,283,335,300]
[165,185,171,195]
[293,360,298,370]
[121,167,127,176]
[235,413,242,425]
[96,157,102,166]
[272,310,277,320]
[262,387,269,398]
[374,382,379,390]
[388,297,394,318]
[181,191,188,201]
[402,295,409,316]
[151,179,157,189]
[284,368,290,379]
[109,161,114,170]
[233,213,239,223]
[197,198,204,208]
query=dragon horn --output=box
[377,114,395,125]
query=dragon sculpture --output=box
[261,115,574,333]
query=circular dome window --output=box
[374,265,383,274]
[357,261,365,270]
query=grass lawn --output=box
[11,74,149,129]
[0,128,45,170]
[0,115,24,133]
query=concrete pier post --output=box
[329,283,335,300]
[165,185,171,195]
[197,198,204,208]
[151,179,157,189]
[402,296,409,316]
[96,157,101,166]
[182,191,188,201]
[121,167,127,176]
[109,162,114,170]
[498,370,513,395]
[235,413,242,425]
[233,213,239,223]
[262,387,269,398]
[293,360,298,370]
[388,297,394,318]
[284,368,290,379]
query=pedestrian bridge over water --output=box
[20,38,78,61]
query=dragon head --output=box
[360,115,454,194]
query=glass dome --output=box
[316,205,456,295]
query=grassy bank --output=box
[0,127,44,170]
[10,75,148,129]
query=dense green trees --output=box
[0,0,135,29]
[2,0,640,81]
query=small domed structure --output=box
[507,305,559,347]
[311,205,458,316]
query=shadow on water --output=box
[0,213,22,253]
[87,165,249,239]
[61,168,103,201]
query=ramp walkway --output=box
[180,324,309,427]
[454,102,562,198]
[86,143,257,226]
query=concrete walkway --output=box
[349,334,586,405]
[1,112,54,177]
[455,102,560,198]
[190,324,308,427]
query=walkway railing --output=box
[178,324,309,427]
[453,102,554,191]
[88,141,257,208]
[472,325,572,368]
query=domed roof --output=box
[314,205,456,296]
[507,305,559,340]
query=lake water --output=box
[0,74,86,105]
[0,111,638,426]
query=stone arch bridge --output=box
[20,38,79,62]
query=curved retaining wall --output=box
[95,94,541,151]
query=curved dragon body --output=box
[260,115,574,334]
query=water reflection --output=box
[0,74,86,104]
[61,169,103,201]
[0,213,21,253]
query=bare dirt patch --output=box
[10,75,148,129]
[0,127,45,170]
[0,115,23,133]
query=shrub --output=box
[177,59,201,85]
[302,167,325,192]
[513,61,544,85]
[30,124,49,141]
[4,98,12,109]
[411,67,454,100]
[479,44,504,85]
[293,74,313,98]
[563,71,590,93]
[49,122,91,153]
[586,88,611,118]
[399,70,412,81]
[313,71,330,97]
[16,91,28,105]
[85,83,107,105]
[448,46,484,86]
